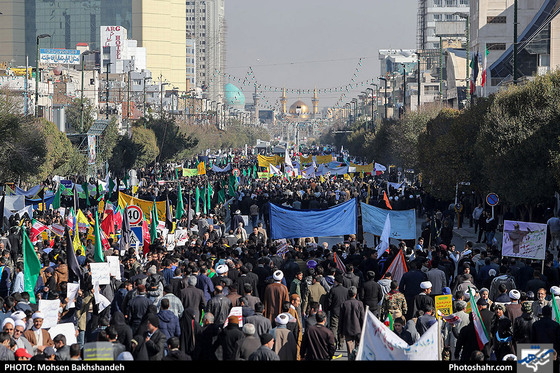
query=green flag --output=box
[123,172,130,189]
[52,184,64,210]
[202,186,207,214]
[107,178,116,200]
[150,201,158,243]
[552,294,560,324]
[93,212,104,263]
[82,182,90,207]
[242,168,247,177]
[195,186,200,214]
[253,164,258,177]
[207,182,213,212]
[228,174,237,197]
[175,183,184,220]
[22,228,41,304]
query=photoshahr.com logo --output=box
[517,344,554,373]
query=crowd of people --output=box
[0,149,559,362]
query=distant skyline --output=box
[226,0,418,110]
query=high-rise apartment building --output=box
[186,0,226,102]
[2,0,186,91]
[417,0,470,50]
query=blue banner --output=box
[360,203,416,240]
[25,195,55,210]
[269,198,357,240]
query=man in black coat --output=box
[339,286,365,355]
[531,305,560,353]
[163,336,192,360]
[327,274,348,348]
[179,275,206,323]
[143,314,167,360]
[300,311,336,361]
[360,271,382,317]
[217,316,245,361]
[399,261,428,320]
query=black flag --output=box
[38,186,45,212]
[65,228,82,284]
[120,204,131,253]
[0,194,4,232]
[73,183,79,212]
[165,195,173,230]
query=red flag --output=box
[382,249,408,284]
[101,209,115,236]
[383,191,392,210]
[113,209,122,230]
[142,219,151,255]
[333,252,346,274]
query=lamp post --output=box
[379,77,388,118]
[160,80,168,119]
[365,87,374,130]
[398,63,407,115]
[35,33,51,117]
[80,50,96,133]
[143,76,152,119]
[513,0,518,85]
[105,62,113,119]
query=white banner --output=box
[90,262,111,285]
[107,256,121,281]
[48,323,77,345]
[38,299,61,330]
[356,310,440,360]
[40,48,80,65]
[502,220,547,260]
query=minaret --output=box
[312,87,319,116]
[280,87,287,115]
[253,84,259,124]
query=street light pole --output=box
[80,50,95,133]
[105,62,113,120]
[35,34,51,117]
[379,77,388,119]
[513,0,518,85]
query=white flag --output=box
[356,309,440,360]
[376,214,391,258]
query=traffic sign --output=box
[127,205,143,226]
[130,226,143,245]
[486,193,499,207]
[232,168,240,177]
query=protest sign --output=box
[435,294,453,319]
[38,299,61,329]
[107,256,121,280]
[83,342,114,360]
[48,323,77,345]
[90,262,111,285]
[502,220,547,260]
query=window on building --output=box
[487,16,506,23]
[487,43,506,50]
[446,0,455,6]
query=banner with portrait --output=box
[502,220,547,260]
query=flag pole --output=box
[355,305,370,360]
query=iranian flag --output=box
[552,295,560,323]
[469,287,490,349]
[382,249,408,284]
[481,45,489,87]
[30,219,48,243]
[384,312,394,330]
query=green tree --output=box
[65,98,95,133]
[138,117,198,162]
[131,126,159,168]
[108,135,144,177]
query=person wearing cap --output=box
[263,270,289,322]
[217,315,245,361]
[412,281,435,318]
[248,333,280,361]
[513,301,537,345]
[14,347,32,360]
[270,313,297,360]
[23,311,53,354]
[339,286,364,356]
[505,289,522,323]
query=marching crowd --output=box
[0,151,559,362]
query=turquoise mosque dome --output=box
[224,83,246,109]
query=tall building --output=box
[3,0,186,91]
[471,0,560,96]
[417,0,470,50]
[186,0,226,102]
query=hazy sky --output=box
[226,0,418,110]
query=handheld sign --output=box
[127,205,143,226]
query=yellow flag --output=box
[319,175,325,183]
[73,230,84,254]
[197,161,206,175]
[98,199,105,215]
[343,174,352,181]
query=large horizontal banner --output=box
[348,162,374,173]
[269,198,357,240]
[258,154,284,168]
[502,220,547,260]
[40,48,81,65]
[361,203,416,240]
[356,310,439,360]
[316,164,348,176]
[118,192,166,222]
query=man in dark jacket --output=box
[245,302,272,337]
[339,286,365,355]
[217,316,245,360]
[360,271,382,317]
[513,301,536,345]
[163,337,191,360]
[531,305,560,353]
[143,314,167,360]
[235,323,261,360]
[399,261,427,320]
[205,285,232,327]
[157,298,181,339]
[300,311,336,361]
[455,313,480,361]
[327,274,348,348]
[179,275,206,324]
[126,284,152,335]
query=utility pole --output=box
[417,51,421,110]
[105,62,112,120]
[513,0,518,85]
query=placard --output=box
[66,282,80,309]
[502,220,547,260]
[90,262,111,285]
[38,299,61,329]
[48,323,77,345]
[83,342,114,361]
[222,306,244,327]
[435,294,453,319]
[107,256,121,281]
